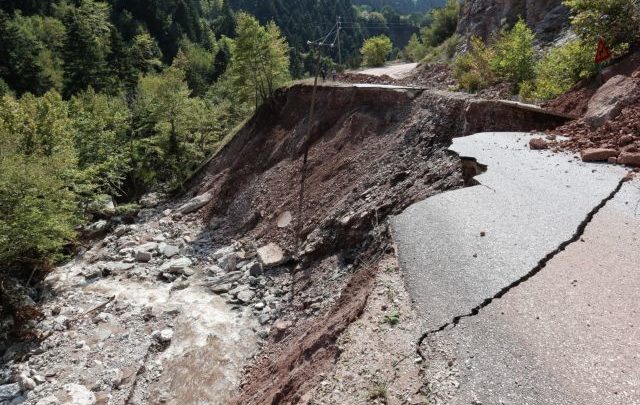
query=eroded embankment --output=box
[181,84,571,404]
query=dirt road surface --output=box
[356,63,418,79]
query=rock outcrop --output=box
[456,0,569,43]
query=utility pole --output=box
[296,42,325,250]
[337,16,342,68]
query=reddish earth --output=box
[183,82,573,404]
[550,103,640,166]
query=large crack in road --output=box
[416,176,627,354]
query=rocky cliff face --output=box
[456,0,569,43]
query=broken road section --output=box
[392,132,638,403]
[392,132,628,331]
[420,177,640,404]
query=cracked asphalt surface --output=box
[392,132,638,403]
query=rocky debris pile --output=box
[549,70,640,165]
[399,63,456,90]
[0,189,333,404]
[336,73,397,86]
[551,101,640,166]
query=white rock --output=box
[162,245,180,258]
[19,377,36,391]
[160,257,193,274]
[36,396,60,405]
[257,243,286,268]
[178,192,213,214]
[63,384,95,405]
[236,290,256,303]
[212,246,235,260]
[152,328,174,344]
[137,242,158,252]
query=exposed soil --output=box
[542,81,598,117]
[305,256,428,405]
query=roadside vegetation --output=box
[451,0,640,99]
[361,35,393,66]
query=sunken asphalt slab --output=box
[392,132,638,404]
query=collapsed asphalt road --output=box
[392,132,639,404]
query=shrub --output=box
[564,0,640,55]
[421,33,462,63]
[527,39,597,100]
[490,19,536,87]
[453,36,495,92]
[361,35,393,67]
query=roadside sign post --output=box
[595,37,612,84]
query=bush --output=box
[421,34,462,63]
[564,0,640,55]
[453,36,495,92]
[527,39,597,100]
[361,35,393,67]
[454,20,536,93]
[490,19,536,87]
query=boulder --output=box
[580,148,618,162]
[162,245,180,258]
[139,192,162,208]
[236,289,256,303]
[218,252,237,272]
[87,194,116,216]
[99,262,135,273]
[205,271,243,287]
[212,246,235,260]
[86,220,109,235]
[246,261,263,277]
[0,383,21,401]
[585,75,640,128]
[618,152,640,167]
[63,384,96,405]
[134,251,152,263]
[529,138,548,150]
[178,192,213,215]
[160,258,193,276]
[137,242,158,253]
[257,243,286,268]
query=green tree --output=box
[62,0,113,96]
[361,35,393,67]
[420,0,459,47]
[0,91,78,267]
[228,12,290,109]
[564,0,640,55]
[0,11,53,95]
[132,66,223,188]
[69,88,132,198]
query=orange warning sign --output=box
[595,38,611,64]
